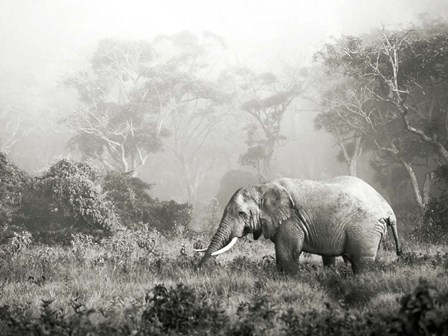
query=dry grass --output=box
[0,230,447,335]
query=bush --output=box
[103,171,192,232]
[141,284,228,335]
[0,152,32,242]
[389,280,448,335]
[21,158,117,244]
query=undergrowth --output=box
[0,231,447,335]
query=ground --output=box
[0,227,447,335]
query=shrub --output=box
[280,305,387,336]
[230,295,278,336]
[103,171,192,232]
[140,284,228,335]
[0,152,32,242]
[389,280,448,335]
[102,171,156,228]
[21,158,117,244]
[150,200,192,233]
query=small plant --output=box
[8,231,32,255]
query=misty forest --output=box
[1,1,448,335]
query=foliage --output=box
[313,18,448,211]
[236,68,304,180]
[64,39,169,174]
[390,280,448,335]
[102,171,192,232]
[230,295,278,335]
[141,31,234,204]
[0,223,447,335]
[150,200,192,233]
[102,171,156,227]
[21,158,117,243]
[141,284,228,335]
[0,279,447,335]
[0,152,32,240]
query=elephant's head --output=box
[196,183,296,267]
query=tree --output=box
[364,24,448,164]
[313,21,448,214]
[141,32,234,204]
[0,107,25,154]
[235,68,303,181]
[64,39,169,176]
[314,76,370,176]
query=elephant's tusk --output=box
[193,247,208,252]
[211,237,238,256]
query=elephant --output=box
[195,176,402,274]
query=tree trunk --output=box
[399,159,425,215]
[422,172,434,206]
[348,159,357,177]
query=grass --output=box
[0,229,447,335]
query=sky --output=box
[2,0,448,78]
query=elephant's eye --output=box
[238,211,247,218]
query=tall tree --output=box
[314,19,448,213]
[235,68,303,181]
[314,76,370,176]
[141,31,234,204]
[64,40,169,176]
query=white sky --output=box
[1,0,448,76]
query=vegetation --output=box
[313,18,448,219]
[0,154,190,244]
[1,11,448,336]
[0,226,447,335]
[102,171,192,232]
[0,152,32,241]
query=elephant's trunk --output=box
[198,218,232,268]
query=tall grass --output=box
[0,229,447,335]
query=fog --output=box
[1,0,448,207]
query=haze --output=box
[1,0,447,205]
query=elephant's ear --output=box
[260,183,295,239]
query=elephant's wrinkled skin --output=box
[197,176,401,274]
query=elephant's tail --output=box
[387,217,402,256]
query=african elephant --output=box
[195,176,401,274]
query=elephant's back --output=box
[273,176,394,219]
[328,176,394,218]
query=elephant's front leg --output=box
[274,220,304,275]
